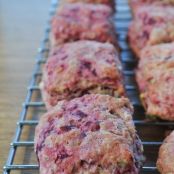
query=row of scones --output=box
[129,0,174,173]
[34,0,146,174]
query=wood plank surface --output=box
[0,0,50,172]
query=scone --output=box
[35,94,144,174]
[157,131,174,174]
[41,40,125,109]
[59,0,115,7]
[129,0,174,15]
[128,5,174,58]
[50,3,117,47]
[136,43,174,120]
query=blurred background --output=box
[0,0,50,172]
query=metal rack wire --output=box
[3,0,174,173]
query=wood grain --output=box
[0,0,50,173]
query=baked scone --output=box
[136,43,174,120]
[59,0,115,7]
[128,5,174,58]
[157,131,174,174]
[50,3,117,47]
[129,0,174,15]
[35,94,144,174]
[41,40,125,109]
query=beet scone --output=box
[41,40,125,109]
[50,3,117,47]
[129,0,174,15]
[136,43,174,120]
[128,5,174,58]
[35,94,144,174]
[157,131,174,174]
[59,0,115,7]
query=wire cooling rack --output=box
[3,0,174,173]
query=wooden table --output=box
[0,0,50,172]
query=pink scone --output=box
[59,0,115,7]
[136,43,174,120]
[35,94,144,174]
[50,3,117,47]
[41,41,125,109]
[157,131,174,174]
[129,0,174,15]
[128,5,174,58]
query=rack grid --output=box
[3,0,174,173]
